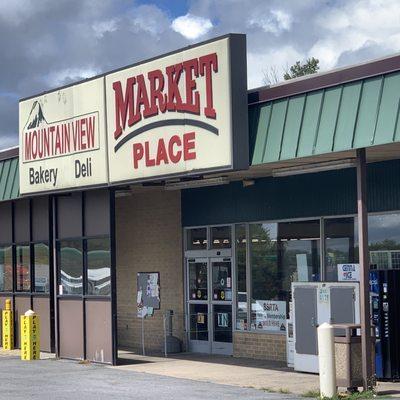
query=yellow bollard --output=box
[2,299,13,350]
[20,310,40,360]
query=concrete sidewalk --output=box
[116,351,319,395]
[115,351,400,397]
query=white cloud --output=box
[312,0,400,69]
[92,19,118,38]
[130,5,170,36]
[248,9,292,35]
[171,13,213,40]
[46,67,100,87]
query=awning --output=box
[0,157,19,201]
[251,71,400,165]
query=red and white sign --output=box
[19,78,108,194]
[106,35,247,184]
[19,35,248,193]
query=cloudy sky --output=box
[1,0,400,149]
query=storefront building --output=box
[2,34,400,366]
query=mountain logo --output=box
[24,101,48,131]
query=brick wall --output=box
[115,189,184,354]
[233,331,287,362]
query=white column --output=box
[318,322,337,398]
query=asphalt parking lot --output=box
[0,355,303,400]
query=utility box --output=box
[292,282,360,373]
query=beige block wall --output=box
[233,331,287,362]
[116,189,184,354]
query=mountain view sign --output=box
[19,34,248,194]
[19,78,108,194]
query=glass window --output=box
[213,304,232,343]
[0,246,13,292]
[249,220,320,332]
[34,243,50,293]
[210,226,231,249]
[58,240,83,295]
[87,238,111,296]
[250,223,280,331]
[212,260,232,301]
[325,218,356,281]
[188,261,208,300]
[279,220,321,286]
[235,225,247,330]
[367,213,400,270]
[16,245,30,292]
[189,304,208,341]
[186,228,207,250]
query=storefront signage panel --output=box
[254,300,286,332]
[105,35,248,184]
[19,78,108,194]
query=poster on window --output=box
[337,264,360,282]
[254,300,287,332]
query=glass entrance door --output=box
[211,258,233,354]
[188,258,210,353]
[187,257,233,355]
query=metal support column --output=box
[356,148,373,390]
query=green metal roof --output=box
[251,71,400,165]
[0,157,19,201]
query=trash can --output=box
[333,323,375,390]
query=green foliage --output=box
[284,57,320,80]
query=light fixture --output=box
[272,159,357,177]
[115,189,132,198]
[164,177,229,190]
[242,179,255,187]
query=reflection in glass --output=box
[250,223,278,330]
[59,240,83,295]
[16,245,30,292]
[212,261,232,301]
[87,238,111,296]
[325,218,355,281]
[210,226,231,249]
[186,228,207,250]
[279,220,320,287]
[188,261,208,300]
[213,304,232,343]
[235,225,247,330]
[189,303,208,341]
[367,213,400,270]
[0,246,12,292]
[34,243,50,293]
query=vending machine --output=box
[370,270,400,380]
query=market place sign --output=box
[19,34,248,194]
[106,34,248,184]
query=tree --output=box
[262,65,281,85]
[283,57,320,80]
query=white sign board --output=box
[254,300,286,332]
[105,35,248,184]
[18,35,247,193]
[19,78,108,194]
[337,263,360,282]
